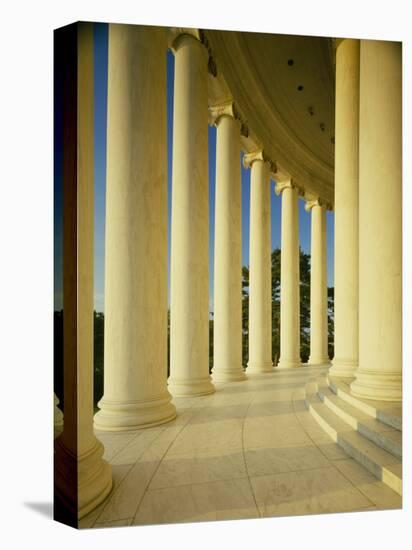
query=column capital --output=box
[209,101,238,126]
[334,37,359,50]
[305,198,325,211]
[275,178,304,196]
[168,28,218,77]
[209,101,251,138]
[168,28,202,50]
[243,150,276,174]
[169,29,209,65]
[306,197,333,211]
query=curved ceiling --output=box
[204,29,335,204]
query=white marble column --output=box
[245,152,273,374]
[54,23,112,522]
[94,25,176,430]
[351,40,402,401]
[168,33,215,396]
[306,200,330,365]
[276,179,301,368]
[329,39,360,378]
[211,104,246,383]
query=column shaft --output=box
[277,182,301,368]
[247,157,273,373]
[351,40,402,401]
[212,114,245,382]
[330,39,360,377]
[54,23,112,524]
[94,25,176,430]
[307,202,330,365]
[169,35,215,396]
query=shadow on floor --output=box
[23,501,53,519]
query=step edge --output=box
[327,374,402,430]
[317,384,402,459]
[304,387,402,496]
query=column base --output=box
[350,368,402,402]
[276,359,302,369]
[54,436,112,522]
[94,392,177,431]
[308,357,331,367]
[329,358,358,378]
[246,361,274,375]
[211,367,247,383]
[168,375,215,397]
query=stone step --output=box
[327,374,402,431]
[316,376,402,459]
[304,381,402,496]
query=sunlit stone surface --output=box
[80,366,400,528]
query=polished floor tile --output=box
[82,367,400,528]
[150,448,247,489]
[245,444,330,477]
[333,458,402,509]
[250,466,372,517]
[132,478,259,525]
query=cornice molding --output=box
[199,29,218,77]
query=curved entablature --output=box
[167,26,335,206]
[202,28,335,206]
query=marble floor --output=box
[80,365,401,529]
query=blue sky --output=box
[55,23,334,312]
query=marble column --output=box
[351,40,402,401]
[306,200,330,365]
[276,179,301,368]
[211,104,246,383]
[168,33,215,396]
[244,151,273,374]
[94,25,176,430]
[329,39,360,378]
[54,23,112,523]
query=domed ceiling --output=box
[204,29,335,204]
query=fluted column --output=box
[211,104,246,383]
[54,23,112,524]
[94,25,176,430]
[244,151,273,374]
[306,200,330,365]
[276,179,301,368]
[351,40,402,401]
[168,33,215,396]
[329,39,360,378]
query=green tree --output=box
[241,247,333,366]
[93,250,335,405]
[300,249,311,362]
[242,265,250,367]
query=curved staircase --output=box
[303,372,402,495]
